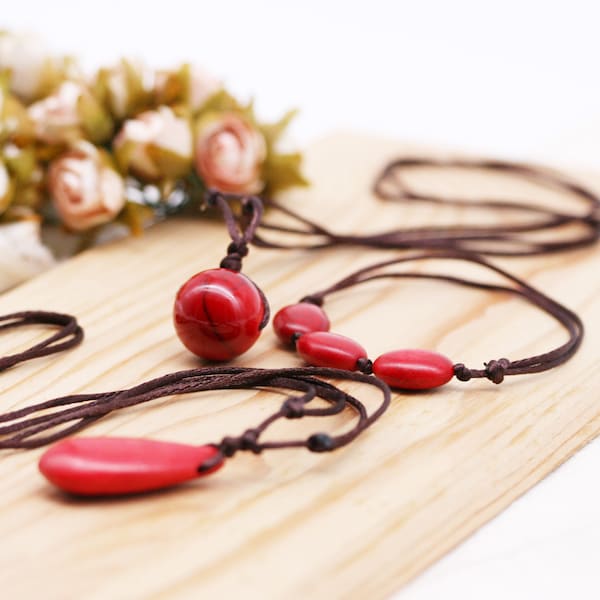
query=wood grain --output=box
[0,133,599,599]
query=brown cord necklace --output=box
[0,334,390,495]
[273,249,583,389]
[0,157,591,498]
[253,157,600,256]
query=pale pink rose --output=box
[113,106,192,179]
[28,81,83,144]
[194,113,266,194]
[188,65,221,111]
[0,32,53,101]
[48,142,125,231]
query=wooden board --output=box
[0,133,599,599]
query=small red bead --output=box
[174,268,265,361]
[296,331,367,371]
[273,303,330,344]
[373,349,454,390]
[39,437,223,496]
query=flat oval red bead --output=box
[174,268,265,361]
[373,349,454,390]
[296,331,367,371]
[39,437,223,496]
[273,303,330,344]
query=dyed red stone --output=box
[373,349,454,390]
[39,437,223,496]
[296,331,367,371]
[174,268,265,361]
[273,303,330,344]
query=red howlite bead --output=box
[174,268,265,361]
[373,349,454,390]
[39,437,223,496]
[273,303,330,344]
[296,331,367,371]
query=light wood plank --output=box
[0,132,598,599]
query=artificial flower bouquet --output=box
[0,31,307,285]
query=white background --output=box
[4,1,600,597]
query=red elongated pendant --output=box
[373,349,454,390]
[39,437,223,496]
[296,331,367,371]
[174,268,266,361]
[273,303,330,344]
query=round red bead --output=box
[39,437,223,496]
[373,349,454,390]
[174,268,265,361]
[296,331,367,371]
[273,302,330,344]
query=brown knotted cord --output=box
[0,312,83,371]
[249,157,600,256]
[299,249,583,384]
[205,189,270,328]
[0,364,390,456]
[206,189,263,272]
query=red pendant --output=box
[373,349,454,390]
[273,303,330,344]
[174,268,265,361]
[296,331,367,371]
[39,437,223,496]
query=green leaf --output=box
[259,109,298,149]
[196,89,255,122]
[78,92,113,143]
[262,151,309,196]
[120,201,154,236]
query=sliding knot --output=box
[220,242,248,272]
[484,358,510,384]
[219,428,262,457]
[300,295,324,307]
[453,363,472,381]
[240,428,262,453]
[282,397,305,419]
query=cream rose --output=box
[0,32,54,102]
[113,106,192,180]
[28,81,111,145]
[194,113,266,194]
[48,141,125,231]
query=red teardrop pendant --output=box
[373,349,454,390]
[174,268,266,361]
[39,437,223,496]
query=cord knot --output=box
[219,428,262,457]
[484,358,510,384]
[220,242,248,272]
[356,357,373,374]
[282,397,305,419]
[453,363,472,381]
[240,428,262,453]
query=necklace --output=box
[173,191,269,361]
[273,250,583,390]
